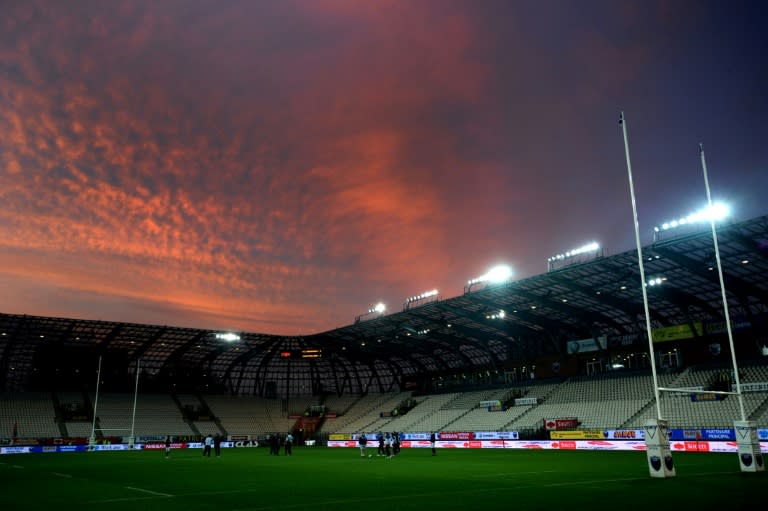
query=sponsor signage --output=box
[400,433,430,441]
[92,444,130,451]
[704,318,751,335]
[232,441,258,448]
[651,322,702,342]
[479,400,501,408]
[603,429,645,440]
[668,429,736,441]
[608,333,639,347]
[137,435,168,442]
[544,418,579,430]
[324,439,768,453]
[56,445,88,453]
[691,393,723,402]
[702,429,735,441]
[567,336,607,354]
[329,434,352,440]
[473,432,519,440]
[550,430,604,440]
[0,446,31,454]
[514,398,538,406]
[438,432,474,440]
[737,382,768,392]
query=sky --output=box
[1,0,766,335]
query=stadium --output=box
[3,1,768,510]
[2,213,767,510]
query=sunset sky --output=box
[1,0,766,335]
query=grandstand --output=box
[0,214,767,442]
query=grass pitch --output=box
[1,447,764,511]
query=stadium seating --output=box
[0,392,60,438]
[202,395,314,435]
[89,393,194,437]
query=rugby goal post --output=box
[89,356,142,450]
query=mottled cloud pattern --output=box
[1,1,766,333]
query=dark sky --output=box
[1,0,766,335]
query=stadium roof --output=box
[1,214,767,396]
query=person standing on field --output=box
[358,433,368,457]
[203,434,213,457]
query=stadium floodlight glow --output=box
[355,302,387,323]
[653,202,730,235]
[485,310,506,320]
[466,264,513,292]
[368,302,386,314]
[645,277,667,287]
[406,289,438,303]
[403,289,439,310]
[547,242,602,271]
[215,333,240,342]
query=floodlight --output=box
[485,264,513,283]
[215,333,240,342]
[645,277,666,287]
[654,202,730,234]
[547,242,602,271]
[404,289,439,310]
[367,302,386,314]
[406,289,438,303]
[356,302,387,323]
[466,264,513,291]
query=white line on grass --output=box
[470,469,558,478]
[91,469,742,508]
[51,472,72,478]
[124,486,174,497]
[224,470,746,511]
[92,496,169,504]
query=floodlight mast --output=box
[652,202,730,241]
[403,289,439,310]
[464,264,513,293]
[355,302,386,323]
[547,242,603,272]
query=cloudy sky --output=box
[1,0,766,335]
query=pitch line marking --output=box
[124,486,174,497]
[225,470,746,511]
[51,472,72,478]
[93,470,742,508]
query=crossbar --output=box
[658,387,741,396]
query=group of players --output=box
[266,432,294,456]
[358,431,438,457]
[357,432,401,458]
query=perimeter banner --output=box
[324,440,768,452]
[550,430,604,440]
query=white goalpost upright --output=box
[619,112,676,478]
[620,114,763,476]
[695,144,760,472]
[648,145,762,473]
[89,356,142,450]
[128,359,140,449]
[88,355,103,450]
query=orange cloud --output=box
[3,0,708,334]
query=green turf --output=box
[1,448,765,511]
